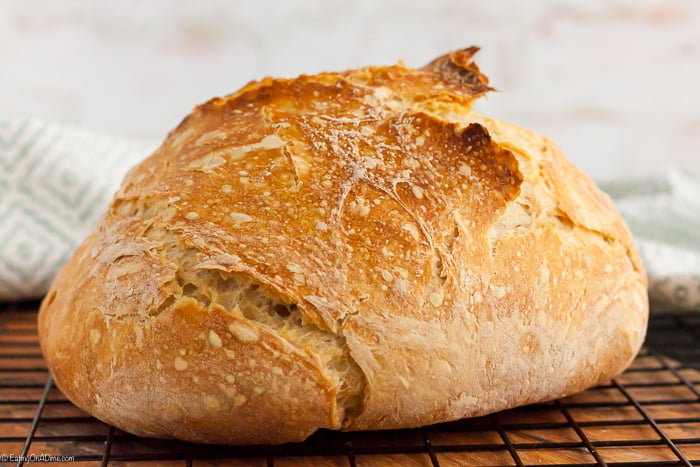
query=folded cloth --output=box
[0,118,153,300]
[1,117,698,311]
[601,169,700,312]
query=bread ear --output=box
[421,47,493,95]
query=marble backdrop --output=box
[1,0,699,181]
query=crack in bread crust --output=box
[127,209,369,428]
[170,243,368,427]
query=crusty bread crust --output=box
[38,48,648,444]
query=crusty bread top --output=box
[38,48,647,444]
[110,48,526,329]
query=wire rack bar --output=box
[16,375,53,467]
[612,379,693,467]
[420,428,440,466]
[556,399,607,466]
[654,351,700,400]
[494,413,525,467]
[99,425,114,467]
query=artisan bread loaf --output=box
[38,48,648,445]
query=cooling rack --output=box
[1,301,699,466]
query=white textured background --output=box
[1,0,699,181]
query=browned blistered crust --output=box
[38,48,648,445]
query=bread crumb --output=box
[404,158,420,169]
[204,396,220,410]
[380,269,393,282]
[374,86,392,100]
[363,156,380,169]
[229,146,251,160]
[230,212,253,224]
[224,349,236,359]
[398,375,410,389]
[219,383,237,398]
[195,129,229,146]
[473,292,483,304]
[189,153,227,171]
[491,285,506,299]
[134,326,144,349]
[225,375,235,384]
[89,329,101,345]
[458,164,472,176]
[350,199,371,217]
[286,263,303,274]
[429,291,443,307]
[260,134,285,149]
[170,127,194,148]
[192,376,200,383]
[293,272,306,284]
[174,357,188,371]
[402,223,421,242]
[315,221,329,231]
[412,185,424,199]
[208,330,223,348]
[229,322,259,342]
[186,212,199,220]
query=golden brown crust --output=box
[38,49,648,444]
[420,47,492,97]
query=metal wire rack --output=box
[1,301,699,466]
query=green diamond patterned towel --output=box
[0,118,698,311]
[602,170,700,312]
[0,118,154,301]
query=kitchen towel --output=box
[0,118,153,300]
[1,117,698,310]
[601,171,700,312]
